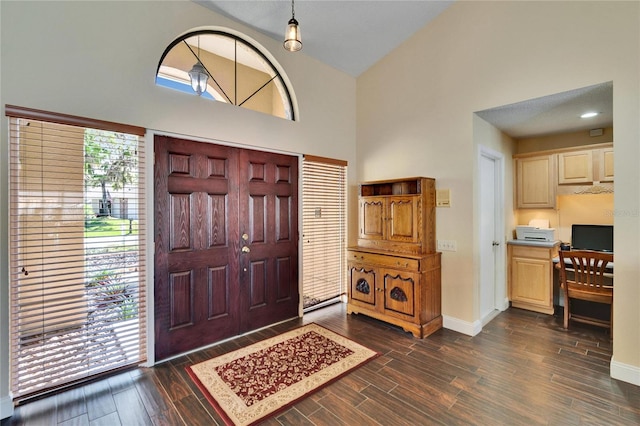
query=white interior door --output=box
[479,147,506,324]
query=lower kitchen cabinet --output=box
[508,242,559,315]
[347,248,442,338]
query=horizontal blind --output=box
[302,156,347,309]
[7,106,147,400]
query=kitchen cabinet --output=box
[508,242,559,315]
[558,150,593,184]
[358,177,436,254]
[347,248,442,338]
[596,147,614,182]
[515,154,556,209]
[558,147,615,184]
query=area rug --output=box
[186,323,379,426]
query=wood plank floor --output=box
[3,304,639,425]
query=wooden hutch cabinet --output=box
[347,177,442,338]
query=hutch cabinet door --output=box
[387,196,420,244]
[382,268,418,319]
[348,263,378,309]
[359,197,385,241]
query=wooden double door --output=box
[154,135,299,360]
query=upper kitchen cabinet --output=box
[596,147,614,182]
[358,177,436,254]
[557,144,614,184]
[515,154,556,209]
[558,150,593,184]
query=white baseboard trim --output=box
[443,315,482,336]
[498,298,510,312]
[610,356,640,386]
[0,394,14,420]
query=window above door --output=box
[156,30,295,121]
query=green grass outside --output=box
[85,216,139,238]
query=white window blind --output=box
[7,106,147,400]
[302,155,347,310]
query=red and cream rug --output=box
[186,323,379,426]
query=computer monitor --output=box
[571,224,613,252]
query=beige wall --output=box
[1,1,638,412]
[356,0,639,383]
[516,127,614,154]
[0,0,357,415]
[517,194,614,243]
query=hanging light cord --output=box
[291,0,295,20]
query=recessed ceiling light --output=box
[580,112,599,118]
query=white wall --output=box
[0,0,357,417]
[356,0,639,384]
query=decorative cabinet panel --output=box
[358,177,435,254]
[507,243,559,315]
[515,154,556,209]
[349,177,441,338]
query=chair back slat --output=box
[560,250,613,293]
[559,249,613,335]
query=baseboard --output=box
[610,356,640,386]
[498,298,510,312]
[0,393,14,420]
[443,315,482,337]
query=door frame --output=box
[144,130,303,365]
[477,145,508,326]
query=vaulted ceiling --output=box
[196,1,613,138]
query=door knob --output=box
[492,241,500,246]
[242,233,249,241]
[241,246,251,253]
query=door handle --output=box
[492,241,500,246]
[241,246,251,253]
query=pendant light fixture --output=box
[188,36,209,95]
[284,0,302,52]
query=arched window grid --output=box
[156,30,296,121]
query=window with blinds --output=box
[6,106,147,400]
[302,155,347,310]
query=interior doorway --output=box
[478,145,506,325]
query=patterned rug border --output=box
[185,323,380,426]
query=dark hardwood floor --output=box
[3,303,639,425]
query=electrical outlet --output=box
[437,239,457,252]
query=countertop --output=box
[507,239,561,248]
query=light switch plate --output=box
[437,239,457,251]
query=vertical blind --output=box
[302,155,347,310]
[6,106,147,400]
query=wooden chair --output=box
[558,250,613,337]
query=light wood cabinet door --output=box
[597,147,614,182]
[558,150,593,184]
[516,155,556,208]
[508,244,557,315]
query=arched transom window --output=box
[156,30,295,120]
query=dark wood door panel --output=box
[155,136,299,360]
[239,149,299,331]
[155,135,240,360]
